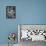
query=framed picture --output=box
[6,6,16,19]
[18,24,46,41]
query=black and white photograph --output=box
[6,6,16,19]
[18,25,46,46]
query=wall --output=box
[0,0,46,44]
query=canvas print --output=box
[6,6,16,19]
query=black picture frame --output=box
[6,6,16,19]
